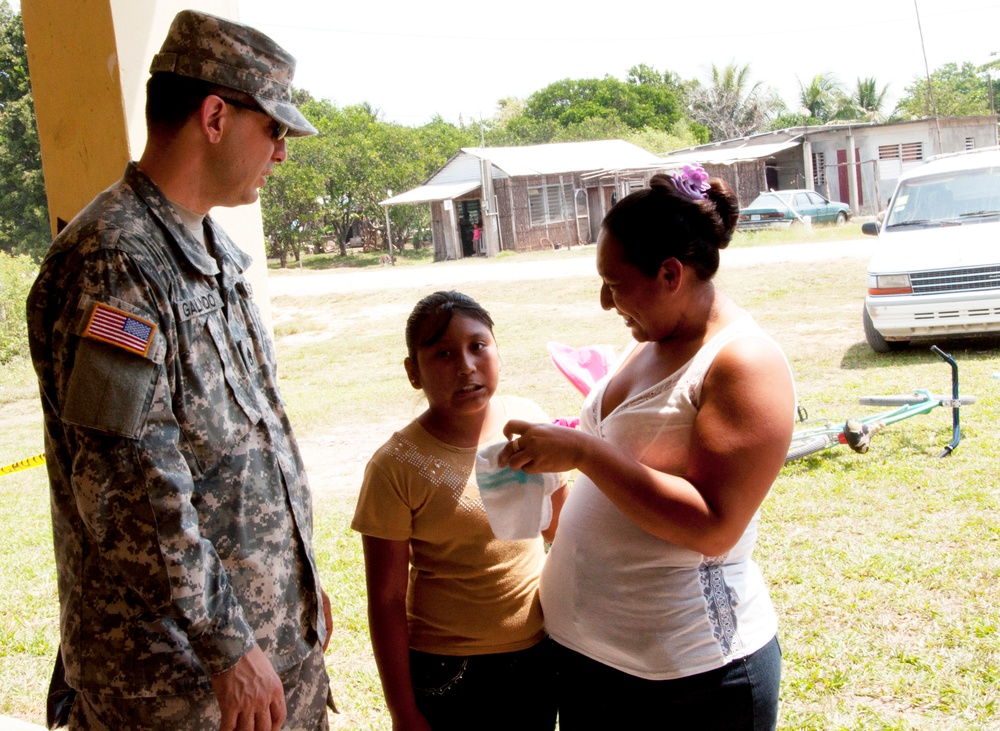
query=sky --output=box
[235,0,1000,128]
[10,0,997,129]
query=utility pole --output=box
[914,0,944,153]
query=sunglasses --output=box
[216,96,289,141]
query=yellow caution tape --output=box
[0,453,46,476]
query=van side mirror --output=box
[862,221,880,236]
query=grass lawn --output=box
[2,235,998,729]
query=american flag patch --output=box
[84,302,157,357]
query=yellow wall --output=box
[22,0,128,231]
[22,0,272,328]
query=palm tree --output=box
[798,73,844,123]
[686,61,782,140]
[833,77,892,122]
[854,77,889,118]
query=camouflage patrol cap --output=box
[150,10,317,137]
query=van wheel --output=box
[863,306,906,353]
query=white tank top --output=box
[540,315,786,680]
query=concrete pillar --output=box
[847,133,859,215]
[22,0,273,329]
[802,140,814,191]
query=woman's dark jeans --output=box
[554,635,781,730]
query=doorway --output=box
[457,200,482,257]
[765,165,779,192]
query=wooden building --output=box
[381,140,664,260]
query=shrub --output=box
[0,252,36,364]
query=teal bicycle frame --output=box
[786,346,972,463]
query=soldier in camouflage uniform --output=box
[26,10,334,730]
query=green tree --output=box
[0,1,50,261]
[626,118,706,155]
[768,111,813,130]
[897,62,995,118]
[686,62,782,140]
[258,91,435,267]
[259,129,325,267]
[797,72,845,123]
[522,72,681,133]
[850,77,892,121]
[482,68,685,146]
[271,100,438,261]
[0,250,35,364]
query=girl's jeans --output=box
[410,638,557,731]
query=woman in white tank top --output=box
[498,165,795,730]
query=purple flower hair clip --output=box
[671,163,710,201]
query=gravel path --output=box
[267,239,876,298]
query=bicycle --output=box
[785,345,974,463]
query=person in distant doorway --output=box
[472,220,483,255]
[27,10,334,730]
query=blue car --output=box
[738,190,851,229]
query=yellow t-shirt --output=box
[352,395,554,655]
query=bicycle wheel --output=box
[859,394,976,407]
[785,435,833,463]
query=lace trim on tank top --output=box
[698,558,745,659]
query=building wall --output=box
[496,174,587,252]
[430,201,447,260]
[494,178,517,252]
[704,162,768,210]
[807,117,998,215]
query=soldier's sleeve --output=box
[42,247,255,675]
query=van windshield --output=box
[886,166,1000,227]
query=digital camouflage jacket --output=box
[27,163,325,696]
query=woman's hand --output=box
[498,419,589,473]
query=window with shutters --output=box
[527,182,574,226]
[812,152,826,188]
[901,142,923,162]
[878,141,924,179]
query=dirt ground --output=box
[271,239,876,496]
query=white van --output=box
[862,148,1000,353]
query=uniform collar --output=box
[124,162,253,277]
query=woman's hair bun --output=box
[706,179,739,248]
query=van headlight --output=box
[867,273,912,295]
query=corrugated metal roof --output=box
[661,139,802,165]
[457,140,663,177]
[380,180,481,206]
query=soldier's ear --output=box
[201,95,227,144]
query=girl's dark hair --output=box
[601,173,739,280]
[405,291,494,361]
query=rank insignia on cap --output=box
[84,303,157,357]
